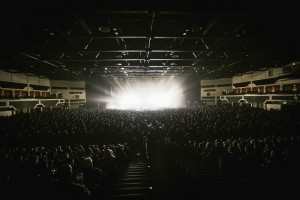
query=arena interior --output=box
[1,1,300,199]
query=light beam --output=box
[105,78,184,110]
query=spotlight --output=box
[105,78,184,110]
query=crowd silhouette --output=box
[0,105,299,199]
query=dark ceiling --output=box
[1,1,300,80]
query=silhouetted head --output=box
[58,164,73,182]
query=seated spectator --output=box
[51,164,90,200]
[102,148,120,181]
[80,157,112,198]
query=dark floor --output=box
[148,141,205,200]
[147,140,300,200]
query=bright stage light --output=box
[119,93,142,109]
[105,78,184,110]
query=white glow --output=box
[105,78,184,110]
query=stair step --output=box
[107,193,148,200]
[125,168,147,172]
[129,164,146,167]
[114,182,148,188]
[112,187,149,195]
[125,171,148,175]
[112,186,148,194]
[122,174,147,178]
[130,162,146,165]
[128,162,146,165]
[119,177,147,183]
[127,166,147,169]
[125,170,147,174]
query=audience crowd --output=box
[0,143,130,199]
[0,105,299,199]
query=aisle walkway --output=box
[148,141,201,199]
[105,160,149,200]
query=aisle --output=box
[105,161,149,200]
[148,141,198,199]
